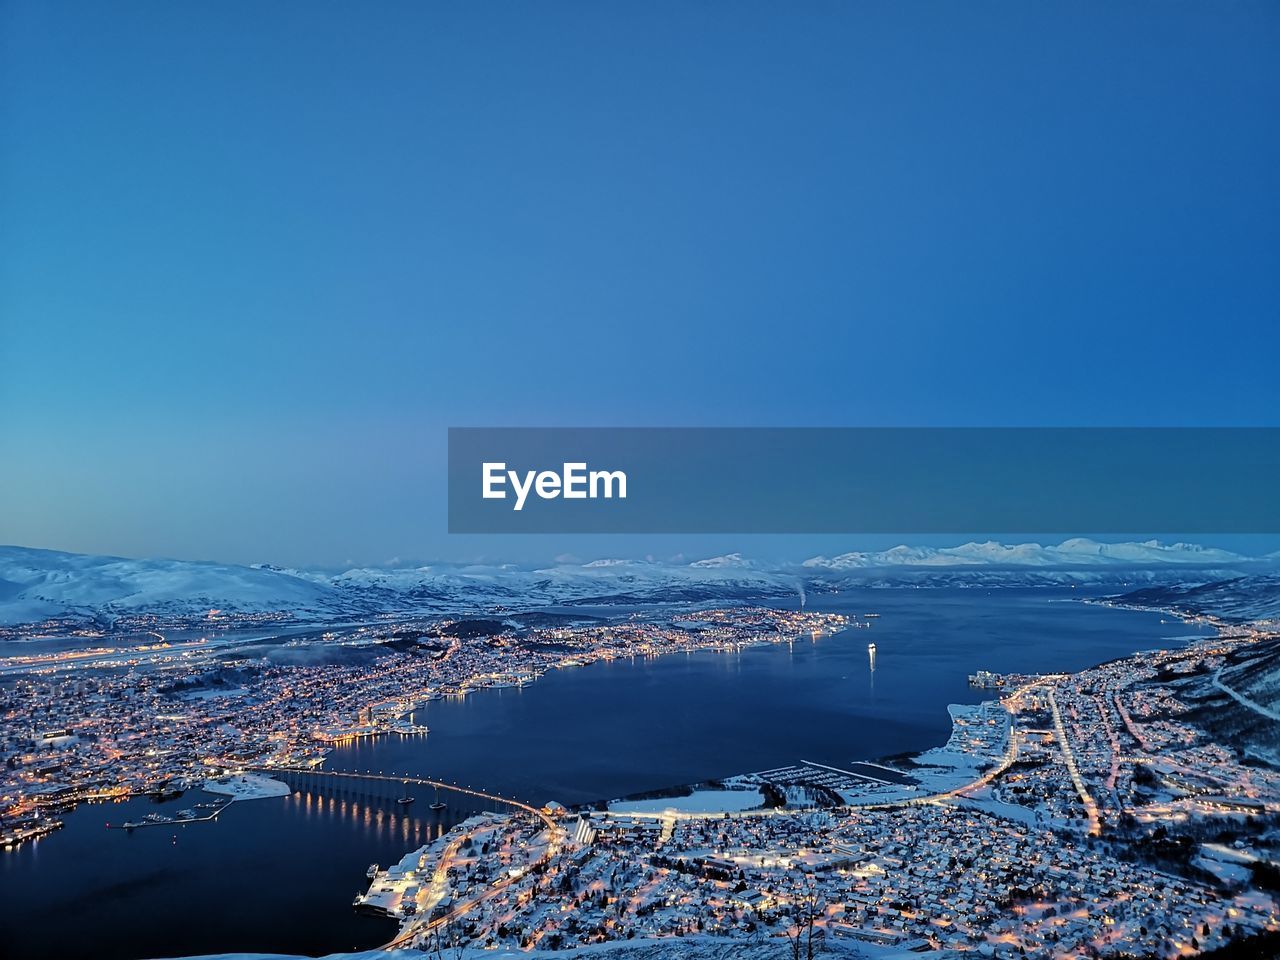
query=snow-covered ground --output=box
[202,773,292,801]
[163,933,911,960]
[609,788,765,814]
[455,936,911,960]
[180,687,249,701]
[951,792,1044,826]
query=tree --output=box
[785,885,825,960]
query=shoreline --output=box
[574,602,1223,818]
[5,594,1260,960]
[366,602,1272,955]
[365,601,1219,830]
[5,597,1204,847]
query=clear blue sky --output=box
[2,1,1278,566]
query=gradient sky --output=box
[2,1,1278,567]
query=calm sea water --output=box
[0,589,1212,960]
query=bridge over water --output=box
[248,765,557,829]
[248,766,563,950]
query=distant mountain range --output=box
[2,539,1276,628]
[802,538,1253,569]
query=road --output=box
[1213,665,1280,723]
[1047,687,1102,835]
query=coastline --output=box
[363,600,1278,955]
[6,594,1250,960]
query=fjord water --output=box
[329,590,1213,805]
[1,589,1212,960]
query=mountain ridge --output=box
[0,540,1274,628]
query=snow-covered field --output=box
[202,773,292,802]
[609,788,765,814]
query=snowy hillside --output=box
[0,547,800,626]
[0,540,1273,629]
[1115,576,1280,624]
[0,546,344,625]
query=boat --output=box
[867,642,876,652]
[176,808,197,819]
[367,863,379,878]
[863,613,880,618]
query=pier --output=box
[109,800,232,830]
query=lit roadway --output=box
[385,827,553,950]
[0,629,278,677]
[1047,686,1102,835]
[1214,664,1280,723]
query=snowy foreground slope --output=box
[167,935,881,960]
[1,540,1274,628]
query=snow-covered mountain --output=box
[0,546,343,626]
[802,538,1249,570]
[0,540,1273,628]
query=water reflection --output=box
[283,784,461,845]
[0,778,486,960]
[2,591,1217,960]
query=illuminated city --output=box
[5,2,1277,958]
[4,564,1280,959]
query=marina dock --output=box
[110,800,232,830]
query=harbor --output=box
[0,591,1214,960]
[1,816,63,848]
[111,800,231,831]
